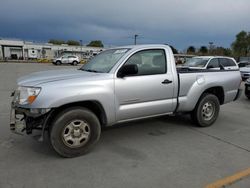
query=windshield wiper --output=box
[79,68,103,73]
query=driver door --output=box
[114,49,175,121]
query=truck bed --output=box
[176,67,241,112]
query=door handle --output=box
[162,79,172,84]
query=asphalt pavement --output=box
[0,63,249,188]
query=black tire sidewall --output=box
[194,94,220,127]
[56,61,61,65]
[50,107,101,157]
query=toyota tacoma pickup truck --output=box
[10,45,242,157]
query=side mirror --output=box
[118,64,138,78]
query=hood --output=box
[240,67,250,72]
[18,69,100,86]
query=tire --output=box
[50,107,101,157]
[191,93,220,127]
[56,61,61,65]
[72,61,78,66]
[247,96,250,100]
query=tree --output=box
[199,46,208,54]
[187,46,196,54]
[209,47,232,56]
[87,40,104,47]
[232,31,250,57]
[48,39,65,45]
[169,45,178,54]
[67,40,80,46]
[223,48,233,56]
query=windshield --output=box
[80,48,130,73]
[183,57,210,67]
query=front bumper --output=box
[10,107,26,135]
[10,105,51,135]
[10,91,51,135]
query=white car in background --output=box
[237,61,250,80]
[182,56,239,70]
[240,66,250,80]
[238,61,250,68]
[52,55,80,66]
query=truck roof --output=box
[110,44,170,50]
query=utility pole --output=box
[80,40,83,59]
[134,34,138,45]
[209,42,214,50]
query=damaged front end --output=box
[10,90,52,141]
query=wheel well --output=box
[47,101,107,128]
[202,86,224,104]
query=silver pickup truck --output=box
[10,45,242,157]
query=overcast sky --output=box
[0,0,249,50]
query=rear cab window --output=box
[219,58,236,67]
[183,57,209,68]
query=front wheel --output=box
[191,93,220,127]
[50,107,101,157]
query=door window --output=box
[124,49,167,76]
[207,58,219,68]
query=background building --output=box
[0,39,104,60]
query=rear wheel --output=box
[50,107,101,157]
[191,93,220,127]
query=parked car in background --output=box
[182,56,238,70]
[52,55,80,65]
[238,61,250,80]
[238,61,250,68]
[245,79,250,99]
